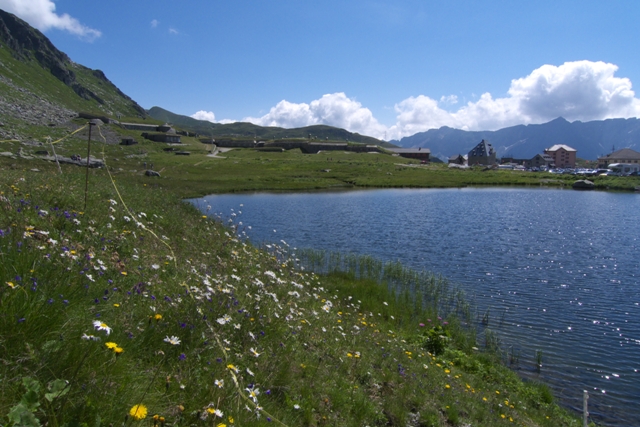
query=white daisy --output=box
[164,335,181,345]
[92,320,112,335]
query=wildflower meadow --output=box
[0,149,583,426]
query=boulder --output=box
[572,179,595,190]
[145,170,161,177]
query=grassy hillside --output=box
[0,153,585,427]
[0,35,145,122]
[147,106,389,146]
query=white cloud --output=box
[194,61,640,141]
[386,60,640,139]
[244,92,387,138]
[0,0,101,41]
[169,27,179,35]
[508,61,638,122]
[150,19,159,28]
[191,110,217,123]
[439,94,458,105]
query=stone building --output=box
[467,140,496,166]
[387,147,430,162]
[141,132,181,143]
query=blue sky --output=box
[2,0,640,140]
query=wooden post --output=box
[583,390,589,427]
[84,121,95,211]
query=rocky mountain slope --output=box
[0,8,148,141]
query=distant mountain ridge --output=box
[3,7,639,157]
[391,117,640,161]
[147,106,389,145]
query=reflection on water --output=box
[189,188,640,426]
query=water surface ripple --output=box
[190,188,640,426]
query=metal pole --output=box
[84,121,94,211]
[583,390,589,427]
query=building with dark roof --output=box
[528,153,554,169]
[597,148,640,168]
[467,140,496,166]
[448,154,465,165]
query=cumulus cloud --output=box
[191,110,217,123]
[0,0,101,41]
[508,61,638,122]
[244,93,387,137]
[386,60,640,139]
[191,61,640,141]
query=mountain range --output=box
[2,7,640,160]
[391,117,640,161]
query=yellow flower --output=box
[105,342,118,349]
[113,303,120,307]
[154,314,163,320]
[217,424,227,427]
[500,414,506,419]
[6,282,16,289]
[121,271,127,276]
[130,404,148,420]
[228,415,234,424]
[347,352,353,358]
[445,384,450,389]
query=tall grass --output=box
[0,159,582,427]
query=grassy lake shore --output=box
[3,120,637,199]
[0,122,607,426]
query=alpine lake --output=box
[189,187,640,426]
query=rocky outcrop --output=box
[572,179,595,190]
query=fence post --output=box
[583,390,589,427]
[84,121,95,211]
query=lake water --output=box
[189,188,640,426]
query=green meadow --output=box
[0,122,608,426]
[5,119,637,198]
